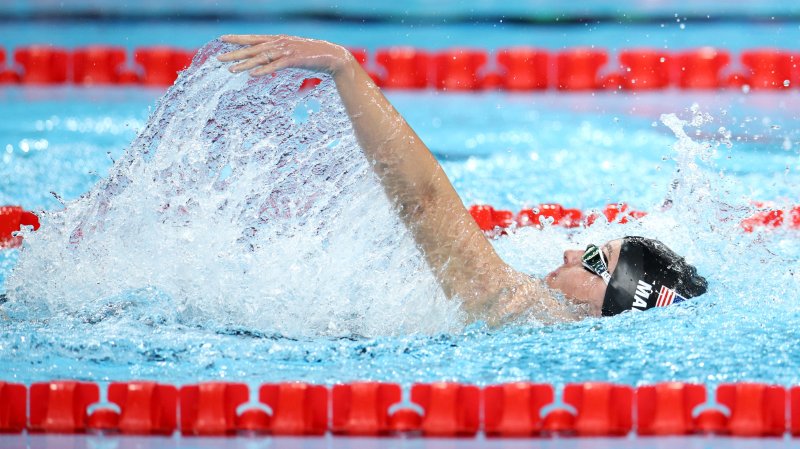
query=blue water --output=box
[1,27,800,388]
[3,21,800,53]
[3,0,800,18]
[2,89,797,212]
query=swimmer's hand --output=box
[217,35,355,77]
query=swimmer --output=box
[217,35,707,326]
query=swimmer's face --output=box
[544,240,622,316]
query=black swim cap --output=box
[602,236,708,316]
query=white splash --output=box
[5,40,463,337]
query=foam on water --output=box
[3,40,461,337]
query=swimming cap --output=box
[602,236,707,316]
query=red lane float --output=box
[484,383,553,437]
[469,202,799,233]
[135,47,195,86]
[332,382,401,435]
[740,49,795,90]
[562,382,633,436]
[0,206,40,248]
[0,49,20,84]
[387,408,423,432]
[410,383,480,436]
[6,380,800,437]
[716,383,786,437]
[694,408,728,434]
[637,382,706,435]
[72,46,127,85]
[2,199,796,251]
[468,205,515,231]
[376,47,429,89]
[236,408,270,434]
[259,383,328,435]
[29,381,100,433]
[14,46,69,84]
[740,202,800,232]
[617,49,671,90]
[675,48,730,89]
[299,78,322,90]
[179,382,249,435]
[496,48,549,91]
[517,203,583,228]
[5,45,800,90]
[593,202,648,225]
[556,48,608,90]
[435,48,488,91]
[792,386,800,436]
[88,382,178,434]
[0,382,26,433]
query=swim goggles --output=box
[582,244,611,285]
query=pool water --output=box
[1,35,800,389]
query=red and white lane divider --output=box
[468,202,800,234]
[0,202,797,249]
[0,45,798,90]
[0,380,799,437]
[0,206,39,249]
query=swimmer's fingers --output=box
[217,47,257,63]
[219,36,347,75]
[218,42,281,62]
[220,34,285,45]
[229,51,286,73]
[249,58,294,77]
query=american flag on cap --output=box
[656,285,687,307]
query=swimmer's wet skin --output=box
[217,34,708,326]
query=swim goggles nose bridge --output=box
[582,244,611,285]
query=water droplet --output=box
[741,84,751,94]
[784,80,791,87]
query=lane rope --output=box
[0,380,797,437]
[1,45,797,90]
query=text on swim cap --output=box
[632,280,652,311]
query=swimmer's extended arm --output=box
[218,35,574,325]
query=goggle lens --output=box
[582,244,611,285]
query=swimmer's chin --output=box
[542,275,600,318]
[544,270,558,287]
